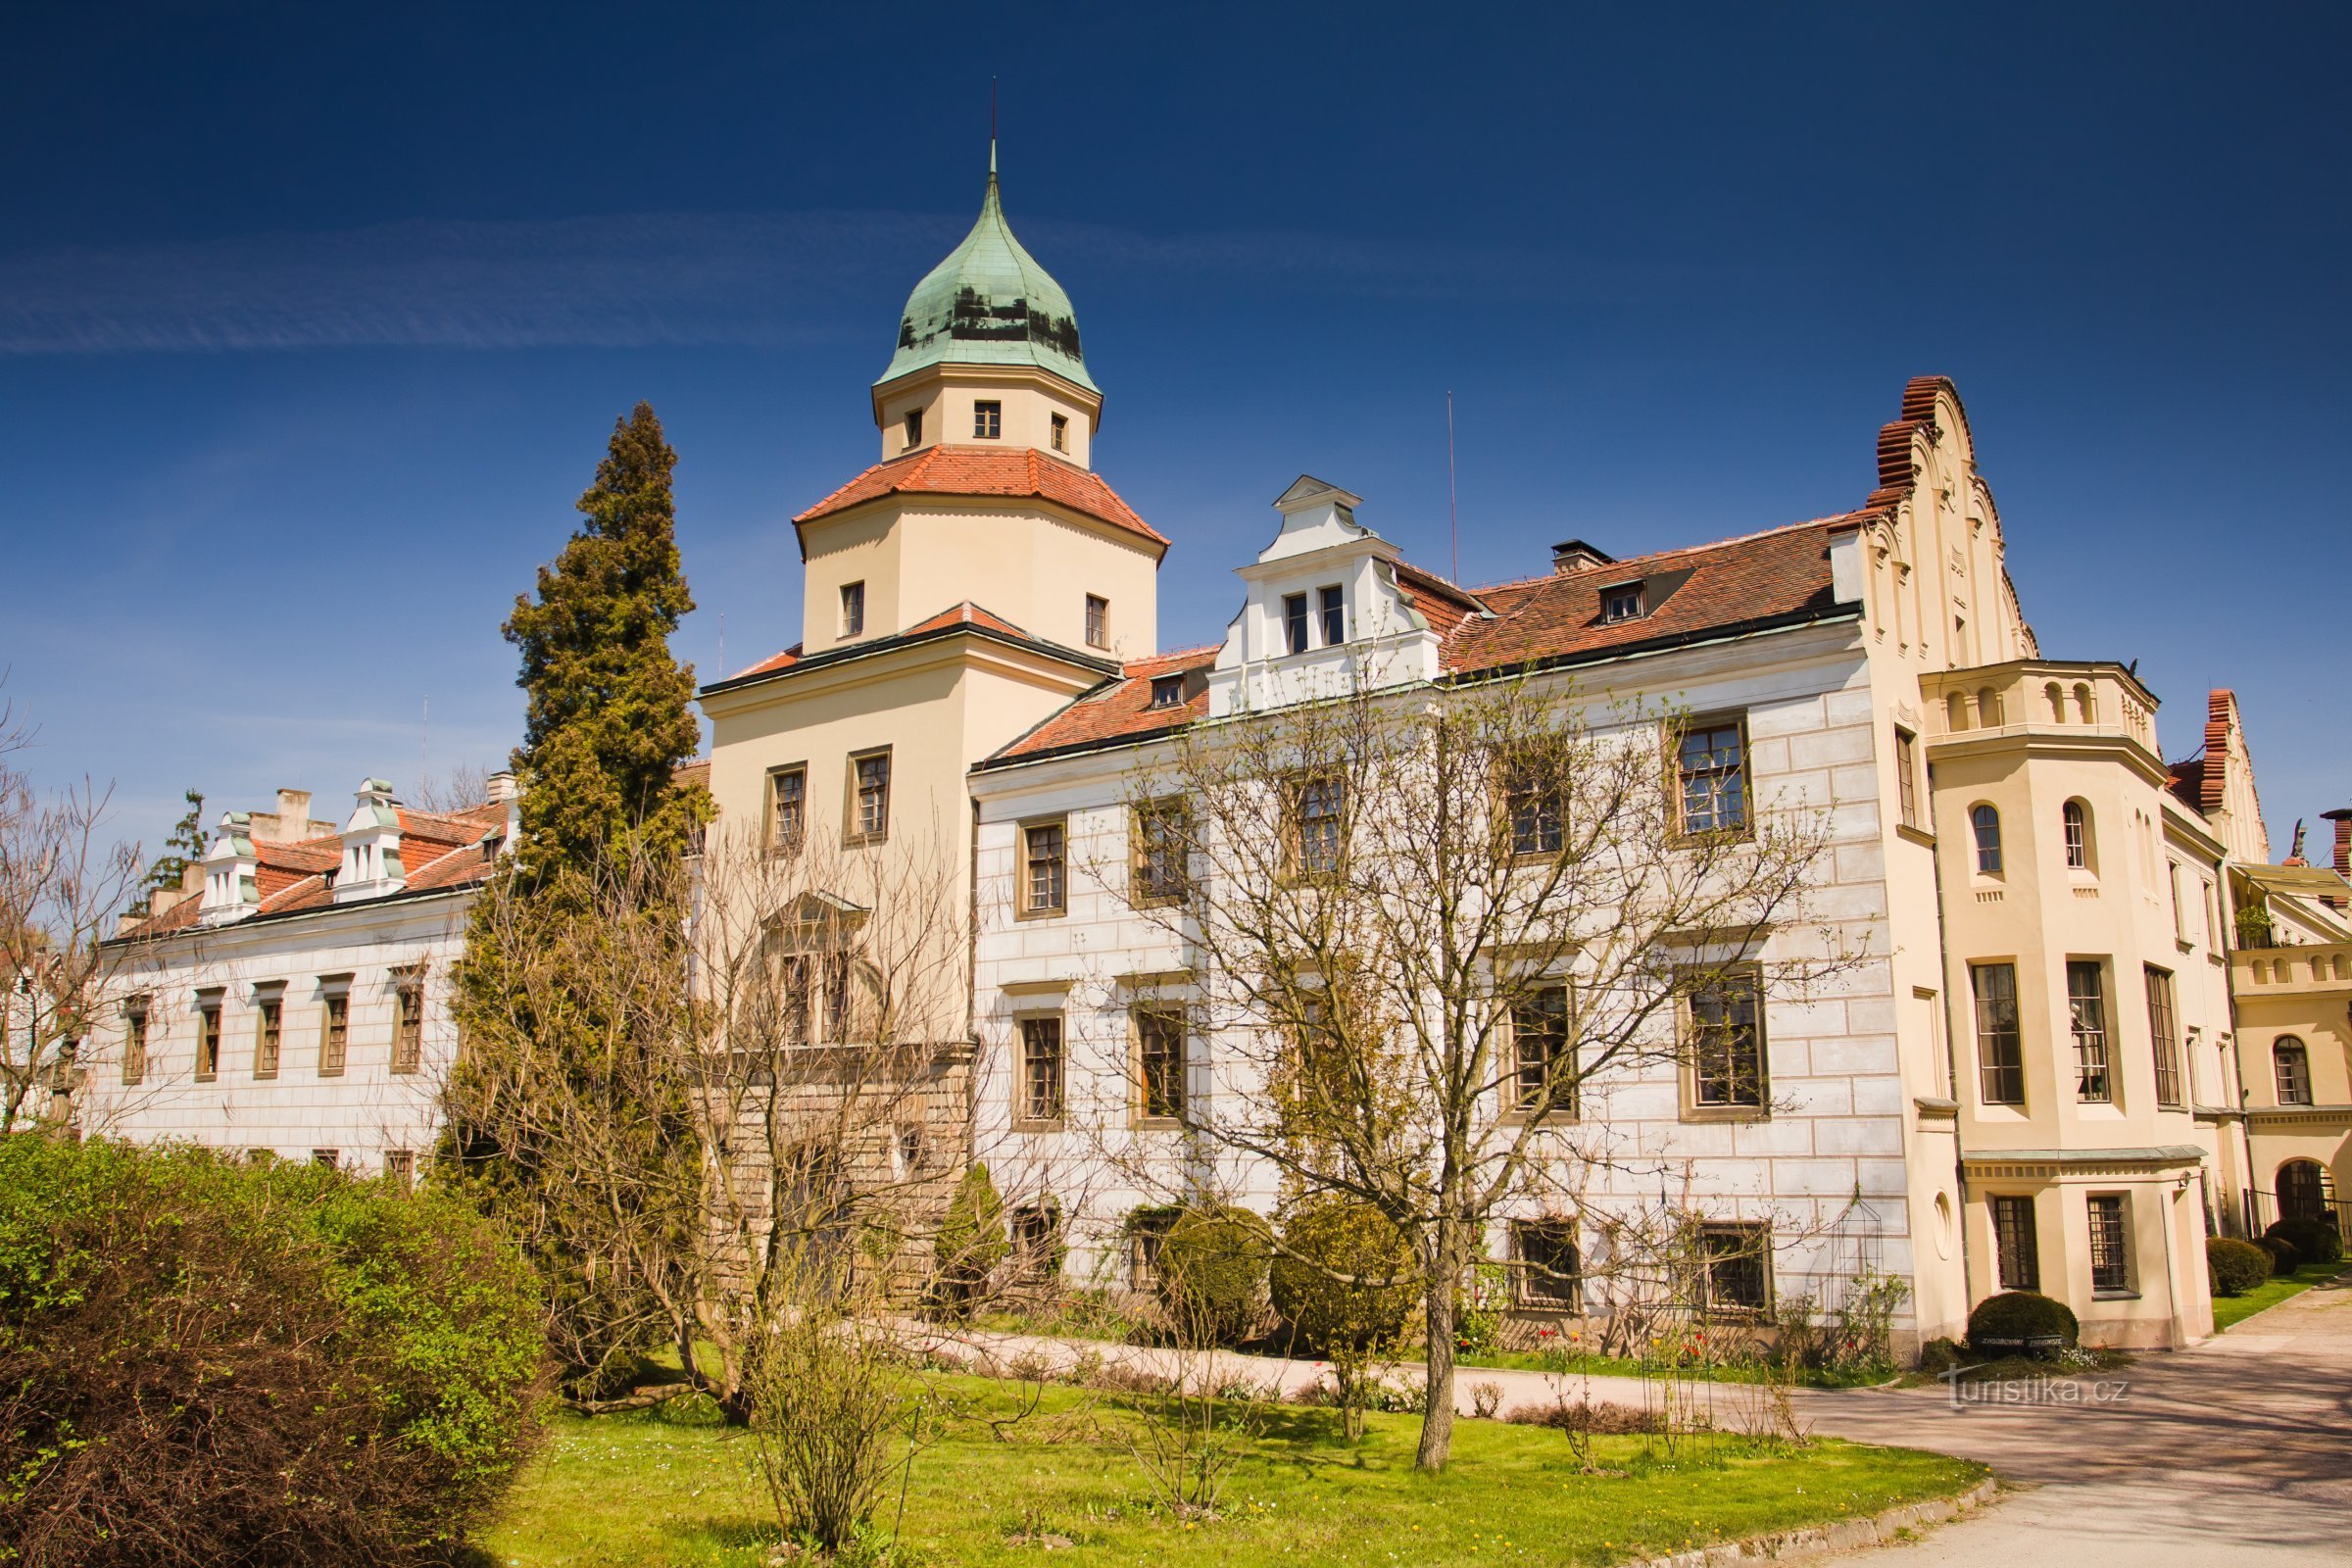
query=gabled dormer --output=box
[197,812,260,925]
[334,778,406,904]
[1206,476,1476,717]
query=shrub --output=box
[1270,1200,1417,1437]
[1965,1290,2079,1356]
[2265,1216,2343,1267]
[0,1136,544,1567]
[1914,1337,1966,1377]
[2207,1237,2274,1297]
[2259,1235,2302,1276]
[933,1162,1008,1314]
[1155,1202,1272,1344]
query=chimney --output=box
[2324,808,2352,910]
[276,788,313,832]
[1551,539,1615,574]
[485,770,518,805]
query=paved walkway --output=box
[921,1272,2352,1565]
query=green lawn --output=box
[1451,1349,1893,1390]
[2215,1262,2342,1332]
[481,1375,1983,1567]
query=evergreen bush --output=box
[1155,1203,1273,1344]
[2207,1236,2274,1297]
[1965,1290,2079,1356]
[2259,1235,2302,1276]
[2264,1216,2342,1267]
[933,1162,1008,1313]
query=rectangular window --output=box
[1290,773,1345,877]
[1992,1195,2040,1291]
[839,580,864,638]
[1021,819,1067,916]
[385,1150,416,1190]
[1512,1220,1581,1307]
[2068,959,2111,1102]
[2201,879,2218,950]
[768,765,807,853]
[1282,592,1310,655]
[784,954,851,1045]
[1894,728,1920,830]
[1599,582,1645,623]
[1971,961,2025,1106]
[904,409,923,448]
[973,400,1001,439]
[1689,975,1765,1109]
[1130,1210,1174,1289]
[1132,797,1189,906]
[1018,1016,1064,1125]
[195,996,221,1081]
[312,1149,339,1169]
[1085,594,1109,649]
[1503,761,1564,857]
[2145,965,2182,1109]
[1050,412,1068,452]
[2168,862,2188,942]
[2088,1195,2132,1295]
[1136,1006,1186,1122]
[1512,985,1573,1115]
[1318,584,1346,645]
[1676,720,1748,836]
[392,972,423,1075]
[254,993,282,1079]
[1149,673,1184,710]
[319,990,350,1077]
[121,1001,149,1086]
[2275,1042,2312,1105]
[851,750,892,842]
[1697,1223,1772,1314]
[1011,1203,1061,1276]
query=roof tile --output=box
[794,445,1166,547]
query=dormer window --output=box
[1150,674,1184,710]
[973,400,1002,439]
[904,410,923,448]
[1600,582,1646,623]
[840,581,865,638]
[1283,593,1310,655]
[1050,413,1068,453]
[1319,585,1346,645]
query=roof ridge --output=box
[1462,514,1848,598]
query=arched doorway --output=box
[2278,1158,2328,1223]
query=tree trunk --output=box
[1415,1250,1458,1471]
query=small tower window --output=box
[1971,804,2003,874]
[974,401,1002,439]
[1318,585,1346,645]
[1050,413,1068,453]
[904,409,923,449]
[1283,593,1310,655]
[2063,800,2091,870]
[1085,594,1109,649]
[1600,582,1646,623]
[840,581,865,638]
[1149,674,1184,710]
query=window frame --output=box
[1148,673,1184,710]
[1991,1194,2041,1291]
[2087,1193,2134,1297]
[1133,1004,1187,1126]
[2062,799,2090,870]
[1509,983,1575,1119]
[1599,581,1646,623]
[1131,796,1190,907]
[1970,803,2004,875]
[1970,961,2026,1106]
[1049,412,1068,452]
[121,997,150,1086]
[318,981,352,1078]
[1683,968,1767,1118]
[391,967,424,1075]
[2067,958,2112,1103]
[385,1149,416,1191]
[847,748,893,845]
[1317,583,1347,645]
[1282,592,1310,656]
[253,986,284,1080]
[1017,816,1068,920]
[1893,726,1921,832]
[973,399,1002,439]
[1512,1219,1582,1308]
[1499,758,1565,859]
[1009,1200,1062,1278]
[2144,965,2182,1109]
[839,580,865,638]
[194,991,223,1082]
[1285,771,1346,880]
[2273,1037,2313,1106]
[767,763,808,855]
[1672,715,1750,840]
[1084,593,1109,649]
[1695,1221,1773,1316]
[1014,1013,1066,1129]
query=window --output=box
[851,750,892,842]
[2278,1158,2328,1220]
[1971,962,2024,1106]
[1971,804,2003,874]
[2274,1037,2313,1105]
[1130,1209,1175,1289]
[2168,862,2188,942]
[768,765,807,853]
[1136,1006,1186,1122]
[904,409,923,448]
[392,971,423,1074]
[973,400,1001,438]
[1149,673,1185,710]
[254,992,282,1079]
[2201,878,2219,949]
[1132,797,1189,906]
[319,990,350,1077]
[1017,1016,1064,1125]
[839,580,864,638]
[2063,800,2089,869]
[1502,761,1564,858]
[1020,819,1067,917]
[1318,584,1346,645]
[2145,966,2182,1108]
[1010,1202,1061,1276]
[385,1150,416,1191]
[1697,1223,1772,1313]
[1282,592,1310,655]
[1049,412,1068,452]
[784,954,851,1045]
[1894,728,1920,830]
[1991,1195,2040,1290]
[121,1000,148,1086]
[1085,594,1109,649]
[1689,974,1765,1110]
[195,995,222,1081]
[1290,773,1345,877]
[2087,1195,2132,1295]
[2067,960,2110,1102]
[894,1125,924,1178]
[1512,985,1573,1115]
[312,1149,340,1169]
[1676,721,1747,836]
[1512,1220,1581,1307]
[1599,582,1645,623]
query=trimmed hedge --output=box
[2207,1236,2274,1297]
[1269,1200,1418,1357]
[2264,1216,2343,1267]
[1966,1290,2079,1356]
[2260,1235,2303,1276]
[0,1136,545,1567]
[1155,1203,1273,1344]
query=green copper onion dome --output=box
[878,151,1096,394]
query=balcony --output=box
[1920,661,2159,765]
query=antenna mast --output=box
[1446,391,1459,583]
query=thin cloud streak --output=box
[0,209,1632,356]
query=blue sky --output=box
[3,4,2345,860]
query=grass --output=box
[1451,1348,1895,1390]
[481,1373,1984,1567]
[2214,1261,2341,1332]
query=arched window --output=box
[1946,692,1969,733]
[2277,1157,2328,1222]
[2275,1037,2314,1106]
[1977,687,2004,726]
[1971,804,2003,874]
[2045,681,2066,722]
[2062,800,2092,870]
[2074,682,2097,724]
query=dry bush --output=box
[1502,1398,1670,1435]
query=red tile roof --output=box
[794,445,1167,548]
[729,643,804,681]
[906,602,1037,640]
[988,645,1221,760]
[718,604,1112,692]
